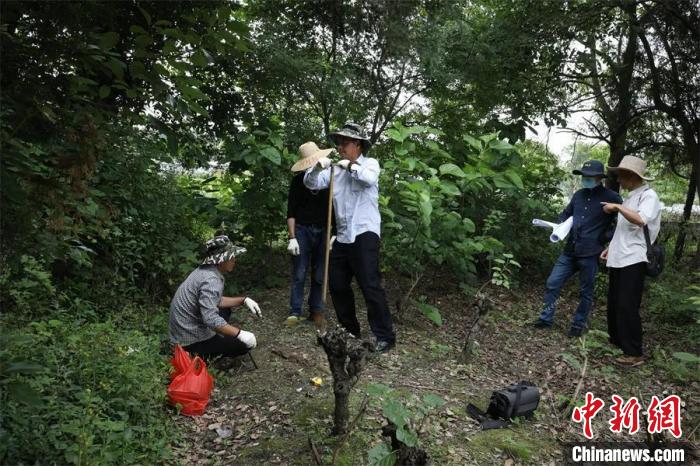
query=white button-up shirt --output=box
[607,184,661,269]
[304,154,381,244]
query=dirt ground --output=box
[169,275,699,465]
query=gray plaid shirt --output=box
[169,265,228,346]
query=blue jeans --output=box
[289,225,326,316]
[539,254,599,330]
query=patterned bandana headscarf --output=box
[201,235,247,265]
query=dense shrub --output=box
[0,315,173,465]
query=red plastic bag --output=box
[167,348,214,416]
[170,344,193,380]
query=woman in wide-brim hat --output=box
[599,156,661,367]
[291,141,335,172]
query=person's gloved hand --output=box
[243,297,262,317]
[315,157,332,170]
[287,238,300,256]
[236,329,257,348]
[329,235,336,250]
[336,159,351,170]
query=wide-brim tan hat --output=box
[291,141,334,172]
[607,155,654,181]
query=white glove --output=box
[329,235,336,250]
[287,238,300,256]
[243,297,262,317]
[236,329,257,349]
[315,157,332,170]
[336,159,351,170]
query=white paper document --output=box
[550,217,573,242]
[531,217,574,242]
[532,219,558,229]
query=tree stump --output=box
[318,326,372,435]
[381,423,429,466]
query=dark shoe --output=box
[532,319,552,329]
[374,340,395,353]
[568,327,584,338]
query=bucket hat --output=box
[291,142,335,172]
[201,235,246,265]
[328,122,371,152]
[607,155,654,181]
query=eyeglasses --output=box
[336,139,358,147]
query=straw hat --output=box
[607,155,654,181]
[291,142,334,172]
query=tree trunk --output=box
[674,166,697,260]
[318,326,372,435]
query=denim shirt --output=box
[560,185,622,257]
[304,154,381,244]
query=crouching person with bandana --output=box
[169,235,262,361]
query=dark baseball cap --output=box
[572,160,605,177]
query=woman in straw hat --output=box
[169,235,262,361]
[600,156,661,367]
[285,142,333,327]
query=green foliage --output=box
[0,316,174,464]
[412,298,443,326]
[379,123,524,285]
[365,383,445,459]
[490,252,521,289]
[0,255,56,316]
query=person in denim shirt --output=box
[533,160,622,337]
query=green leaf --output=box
[386,128,404,142]
[439,181,460,196]
[260,147,281,165]
[463,218,476,233]
[439,163,466,178]
[366,383,392,397]
[463,134,481,150]
[505,170,524,189]
[98,85,111,99]
[99,32,119,50]
[382,399,411,428]
[368,444,396,466]
[489,139,514,151]
[672,352,700,363]
[137,5,152,25]
[396,425,419,447]
[422,394,446,409]
[413,300,442,326]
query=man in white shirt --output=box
[304,122,395,353]
[600,156,661,367]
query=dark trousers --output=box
[607,262,646,356]
[329,231,395,343]
[184,308,249,361]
